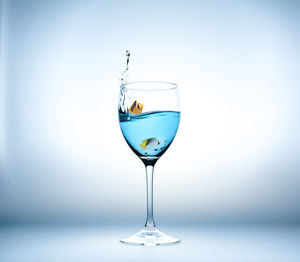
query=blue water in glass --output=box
[119,111,180,160]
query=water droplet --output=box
[120,50,130,84]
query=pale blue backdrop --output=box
[0,0,299,225]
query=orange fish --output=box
[129,100,143,114]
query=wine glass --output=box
[118,81,181,246]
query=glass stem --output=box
[145,165,156,229]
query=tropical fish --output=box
[129,100,143,114]
[140,138,160,150]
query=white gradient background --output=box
[0,0,300,226]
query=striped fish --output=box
[140,138,160,150]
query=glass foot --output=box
[120,227,181,246]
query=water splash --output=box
[120,50,130,84]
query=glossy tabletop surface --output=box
[1,225,299,262]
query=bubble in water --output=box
[120,50,130,84]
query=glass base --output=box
[120,227,181,246]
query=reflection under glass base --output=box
[120,227,181,246]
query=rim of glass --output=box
[121,81,177,91]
